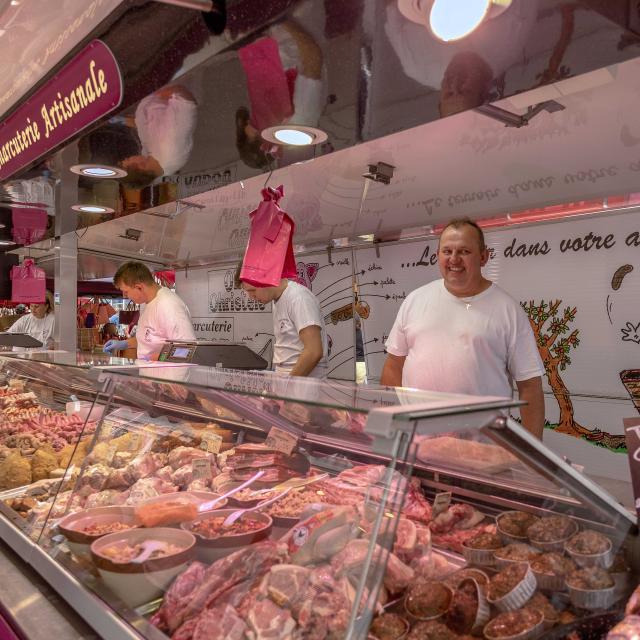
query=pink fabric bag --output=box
[241,185,296,287]
[12,208,48,245]
[11,259,46,303]
[238,37,293,131]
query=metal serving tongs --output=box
[248,472,329,498]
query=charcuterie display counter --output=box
[0,352,636,640]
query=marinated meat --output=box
[530,552,576,577]
[446,578,479,634]
[369,613,409,640]
[484,609,542,638]
[566,567,615,590]
[565,530,610,555]
[407,620,458,640]
[525,592,559,626]
[246,597,296,639]
[465,531,502,550]
[405,581,452,619]
[488,564,528,601]
[494,544,540,562]
[526,515,576,543]
[497,511,539,539]
[445,568,490,589]
[430,504,484,534]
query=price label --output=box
[192,458,212,480]
[200,433,223,454]
[217,448,235,467]
[431,491,452,517]
[264,427,298,455]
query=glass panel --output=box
[0,355,107,543]
[2,358,632,640]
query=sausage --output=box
[612,264,633,290]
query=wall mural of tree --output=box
[521,299,626,452]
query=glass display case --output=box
[0,353,635,640]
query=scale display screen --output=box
[172,347,191,359]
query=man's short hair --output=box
[440,218,486,252]
[114,261,155,287]
[234,262,244,289]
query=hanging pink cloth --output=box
[240,185,296,287]
[10,259,46,303]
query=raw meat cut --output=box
[331,539,414,594]
[168,447,212,470]
[193,605,247,640]
[246,597,296,639]
[262,564,312,607]
[429,504,484,534]
[164,541,287,632]
[152,561,207,632]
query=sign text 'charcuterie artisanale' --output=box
[0,40,122,181]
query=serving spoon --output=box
[222,487,292,526]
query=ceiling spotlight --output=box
[71,204,114,214]
[261,125,328,147]
[70,164,127,179]
[429,0,512,42]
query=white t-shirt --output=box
[135,93,198,176]
[7,313,56,349]
[385,280,544,397]
[136,288,196,360]
[272,280,329,378]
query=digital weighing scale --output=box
[157,340,268,370]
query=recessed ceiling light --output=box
[71,204,114,214]
[261,125,328,147]
[429,0,512,42]
[70,164,127,179]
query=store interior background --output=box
[2,0,640,498]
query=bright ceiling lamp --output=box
[429,0,512,42]
[71,204,114,214]
[261,125,328,147]
[70,164,127,179]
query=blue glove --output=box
[103,339,129,353]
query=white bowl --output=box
[58,505,140,558]
[90,527,195,608]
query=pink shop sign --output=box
[0,39,122,180]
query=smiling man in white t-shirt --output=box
[381,218,545,438]
[105,261,195,360]
[239,269,328,379]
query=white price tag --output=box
[264,427,298,455]
[432,491,452,517]
[200,433,223,454]
[192,458,212,480]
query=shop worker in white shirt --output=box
[104,261,195,360]
[7,291,56,349]
[381,218,545,439]
[238,266,329,378]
